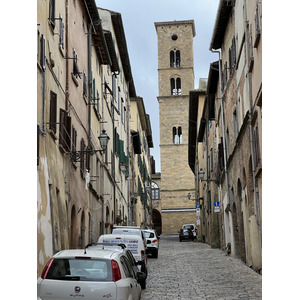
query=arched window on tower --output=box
[176,50,180,67]
[170,51,175,68]
[171,77,181,95]
[178,126,182,144]
[170,50,181,68]
[176,78,181,95]
[173,126,177,144]
[173,126,182,144]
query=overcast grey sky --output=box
[96,0,219,172]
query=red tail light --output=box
[41,258,54,279]
[141,250,145,263]
[153,239,158,244]
[111,260,121,282]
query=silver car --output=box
[37,248,146,300]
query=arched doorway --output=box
[152,209,162,236]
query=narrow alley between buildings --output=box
[142,234,262,300]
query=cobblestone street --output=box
[141,234,262,300]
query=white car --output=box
[143,229,159,258]
[182,224,197,237]
[37,248,146,300]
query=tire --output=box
[152,249,158,258]
[140,279,146,290]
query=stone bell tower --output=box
[155,20,196,233]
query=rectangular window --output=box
[253,125,261,167]
[72,126,77,152]
[118,87,121,111]
[233,109,238,140]
[59,109,71,151]
[226,128,231,158]
[49,91,57,133]
[96,90,100,114]
[80,138,85,175]
[73,49,80,78]
[83,72,87,97]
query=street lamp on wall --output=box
[198,168,220,185]
[70,129,110,162]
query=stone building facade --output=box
[188,0,262,272]
[37,0,153,277]
[155,20,197,234]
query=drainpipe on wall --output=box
[210,49,230,247]
[65,0,69,112]
[243,0,262,244]
[87,23,92,168]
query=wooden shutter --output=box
[80,139,85,175]
[49,91,57,133]
[59,17,64,49]
[49,0,55,29]
[65,116,71,151]
[40,35,46,71]
[59,108,65,146]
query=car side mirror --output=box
[137,271,146,282]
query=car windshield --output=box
[46,258,113,282]
[144,232,155,238]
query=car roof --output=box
[53,249,121,260]
[143,229,156,233]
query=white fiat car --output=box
[37,248,146,300]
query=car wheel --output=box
[152,249,158,258]
[140,279,146,290]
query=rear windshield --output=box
[144,232,155,238]
[46,258,112,282]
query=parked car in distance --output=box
[182,224,197,238]
[98,233,147,289]
[143,229,159,258]
[37,248,146,300]
[179,228,194,242]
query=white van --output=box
[98,233,148,289]
[98,233,146,263]
[112,226,147,249]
